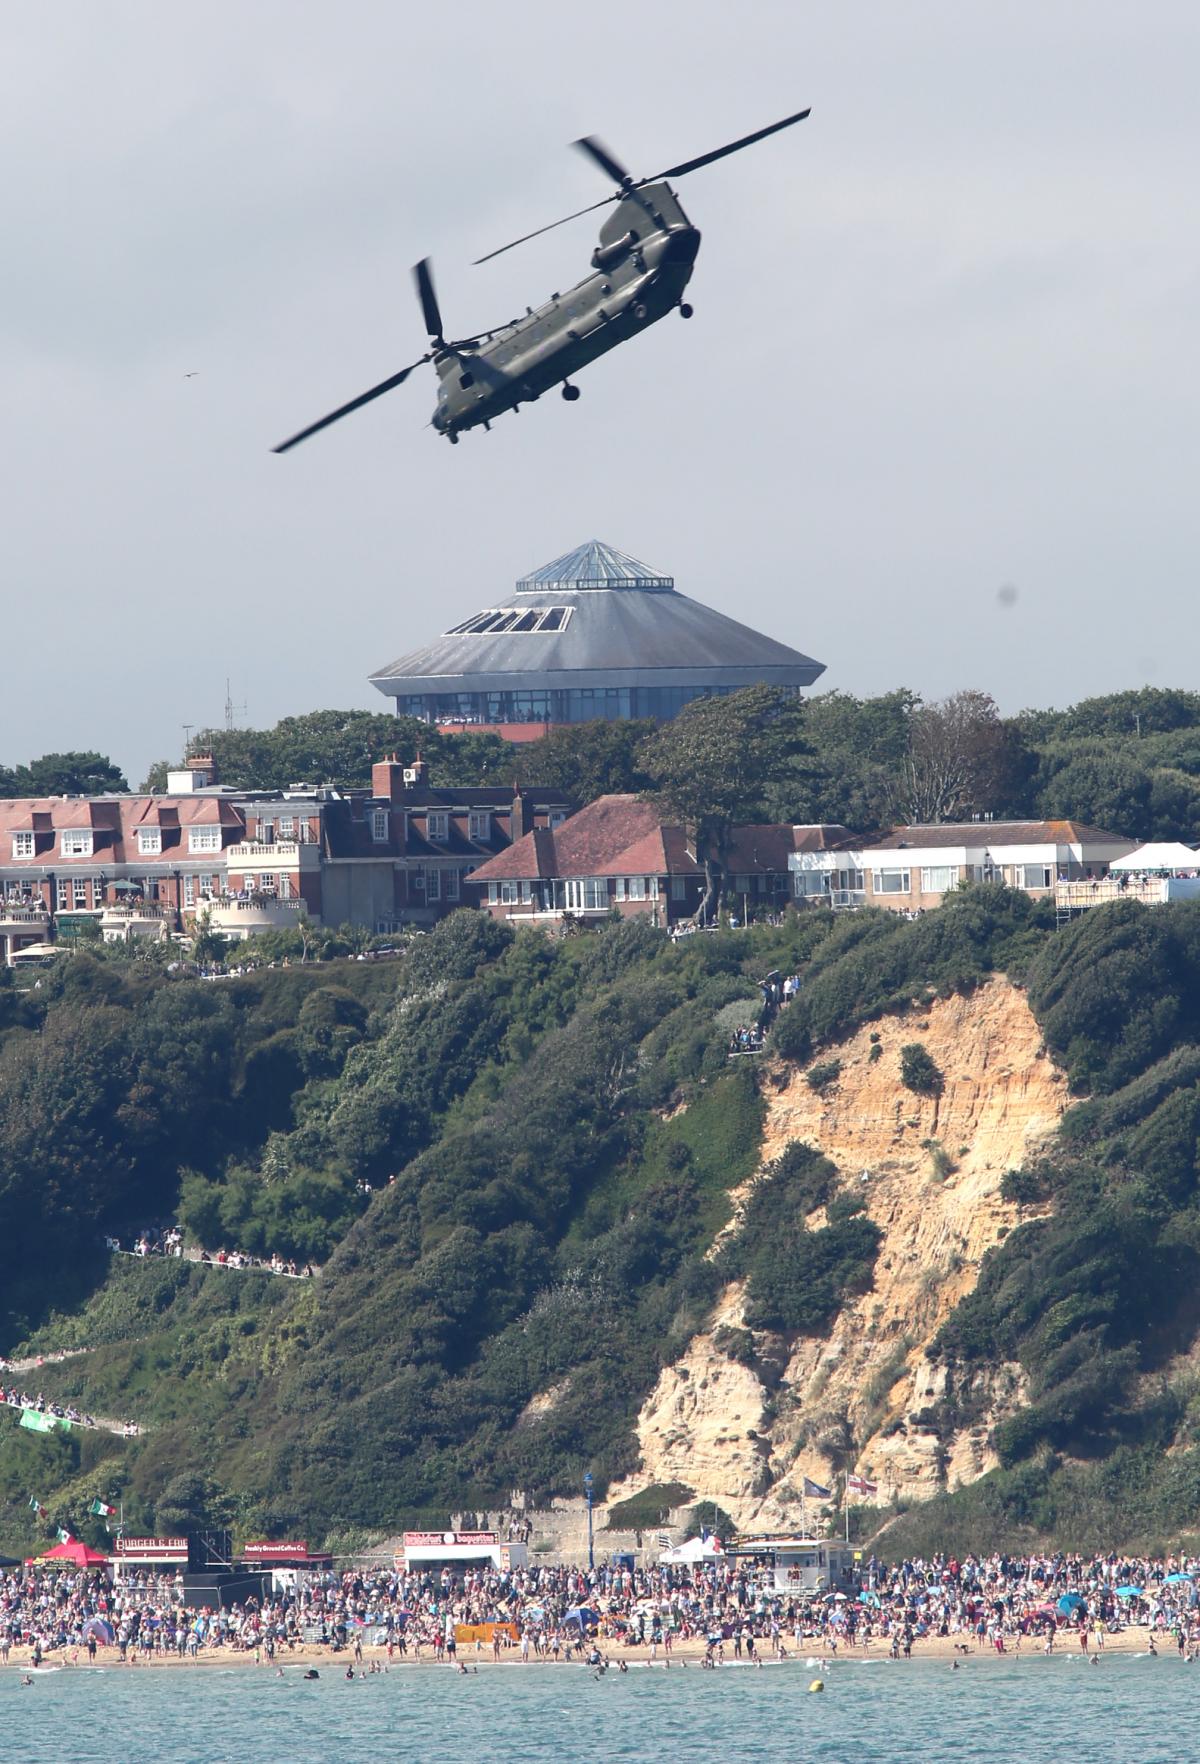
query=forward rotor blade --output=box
[472,194,616,266]
[414,258,443,344]
[272,361,428,453]
[652,106,811,181]
[573,134,633,187]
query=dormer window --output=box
[60,830,94,858]
[188,825,221,854]
[12,832,34,859]
[371,809,389,842]
[468,810,489,841]
[137,827,162,856]
[427,811,449,842]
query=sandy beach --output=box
[1,1624,1177,1672]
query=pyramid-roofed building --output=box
[370,539,825,738]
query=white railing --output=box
[0,906,50,924]
[1055,878,1170,910]
[226,841,318,865]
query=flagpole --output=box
[844,1478,850,1546]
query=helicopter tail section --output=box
[599,181,692,248]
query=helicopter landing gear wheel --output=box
[631,302,648,322]
[679,302,694,319]
[448,432,459,444]
[562,383,581,402]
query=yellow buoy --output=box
[808,1678,825,1693]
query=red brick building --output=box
[468,794,827,927]
[0,756,571,963]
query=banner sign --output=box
[113,1536,188,1561]
[402,1531,497,1547]
[20,1410,63,1434]
[242,1541,310,1561]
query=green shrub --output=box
[605,1482,695,1529]
[900,1044,943,1095]
[805,1059,842,1093]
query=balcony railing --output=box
[829,888,867,910]
[225,841,318,866]
[1055,876,1200,911]
[0,905,50,925]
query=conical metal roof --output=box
[370,539,825,701]
[517,540,674,593]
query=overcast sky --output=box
[2,2,1197,783]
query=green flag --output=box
[28,1496,43,1513]
[56,1416,72,1433]
[19,1409,57,1434]
[89,1499,115,1518]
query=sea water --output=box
[0,1654,1194,1764]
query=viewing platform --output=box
[203,895,314,939]
[1055,874,1200,919]
[99,901,172,943]
[0,905,51,967]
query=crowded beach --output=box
[5,1548,1200,1672]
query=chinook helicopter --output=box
[273,107,809,452]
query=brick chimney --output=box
[371,752,426,800]
[509,784,527,844]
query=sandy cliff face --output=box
[606,978,1066,1528]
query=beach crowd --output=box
[4,1549,1200,1666]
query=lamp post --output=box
[584,1471,594,1572]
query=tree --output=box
[190,909,229,967]
[898,691,1028,823]
[765,689,917,828]
[1,751,128,797]
[1033,745,1153,839]
[175,711,514,793]
[516,719,656,803]
[637,686,805,921]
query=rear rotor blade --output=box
[573,134,633,187]
[414,258,443,343]
[652,106,811,181]
[472,194,616,265]
[272,360,429,453]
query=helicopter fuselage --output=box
[431,182,699,441]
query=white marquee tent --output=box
[1109,842,1200,873]
[657,1536,727,1566]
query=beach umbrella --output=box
[82,1617,115,1645]
[1164,1573,1193,1584]
[1114,1586,1143,1599]
[1057,1594,1086,1615]
[858,1592,881,1607]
